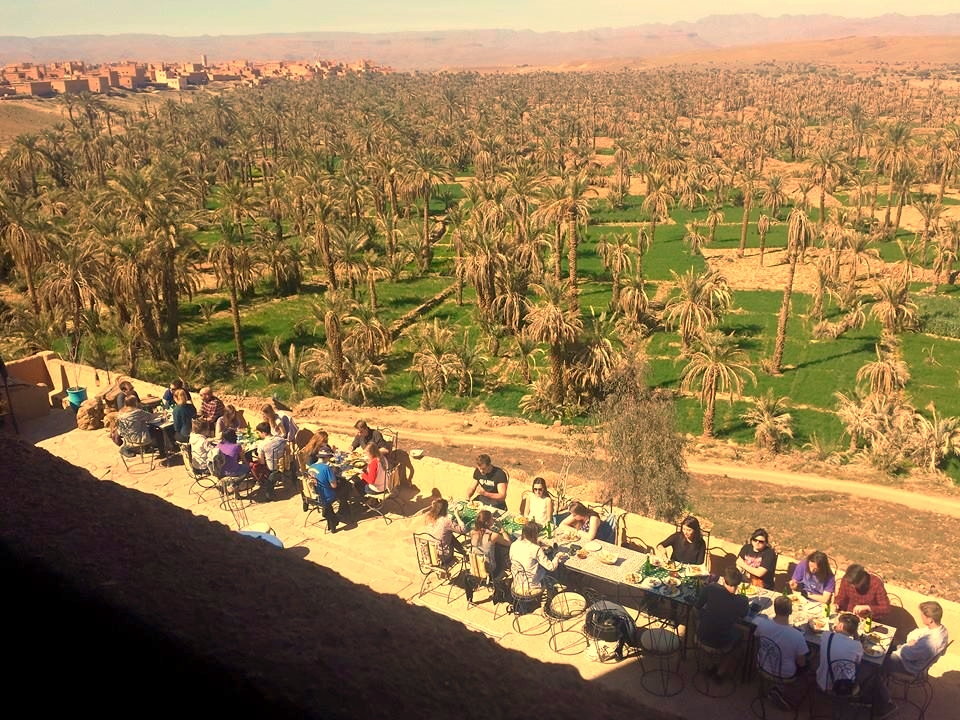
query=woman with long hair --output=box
[519,477,554,527]
[557,502,612,543]
[656,516,707,566]
[789,550,836,603]
[469,509,512,578]
[171,387,197,444]
[423,498,464,563]
[214,404,247,439]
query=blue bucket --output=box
[66,387,87,412]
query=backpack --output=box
[210,450,227,478]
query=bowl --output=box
[513,515,528,525]
[808,618,828,633]
[576,550,589,559]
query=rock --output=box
[76,399,104,431]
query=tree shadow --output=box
[792,341,874,370]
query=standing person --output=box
[350,420,385,451]
[737,528,778,590]
[262,404,297,442]
[114,380,141,411]
[171,387,197,444]
[834,564,891,621]
[307,450,342,533]
[214,404,247,439]
[695,568,751,657]
[198,386,225,423]
[789,550,836,604]
[162,378,190,408]
[656,516,708,566]
[465,454,509,511]
[816,613,863,694]
[751,596,809,710]
[519,477,554,527]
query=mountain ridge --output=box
[1,13,958,69]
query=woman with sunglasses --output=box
[736,528,778,589]
[520,477,554,527]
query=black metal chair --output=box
[508,564,551,636]
[886,640,952,720]
[412,532,466,604]
[638,626,685,697]
[751,635,805,719]
[809,657,867,720]
[178,442,219,502]
[693,633,744,698]
[544,589,590,655]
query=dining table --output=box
[747,587,895,666]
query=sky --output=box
[1,1,954,37]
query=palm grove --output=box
[2,66,960,513]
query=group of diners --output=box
[689,528,946,718]
[299,420,403,533]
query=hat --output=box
[316,450,334,458]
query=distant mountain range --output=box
[1,13,959,69]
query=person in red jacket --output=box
[833,564,891,621]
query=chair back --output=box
[603,511,626,546]
[468,549,490,583]
[413,533,443,574]
[917,639,953,678]
[178,442,200,480]
[826,657,859,696]
[756,635,788,681]
[379,426,398,452]
[509,563,540,599]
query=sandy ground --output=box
[9,399,959,720]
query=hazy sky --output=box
[2,1,953,37]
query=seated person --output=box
[198,386,226,423]
[422,498,465,564]
[352,441,386,496]
[695,567,750,654]
[558,502,613,543]
[872,601,949,716]
[815,613,863,694]
[508,521,568,596]
[751,596,809,688]
[306,450,342,533]
[251,421,287,499]
[301,430,335,464]
[736,528,778,590]
[171,388,197,444]
[463,509,511,578]
[350,420,386,451]
[188,419,216,472]
[116,395,165,456]
[465,453,509,511]
[834,564,891,621]
[262,404,297,442]
[519,477,554,527]
[789,550,836,604]
[162,378,190,408]
[214,429,249,478]
[214,404,247,439]
[115,380,141,411]
[657,515,707,566]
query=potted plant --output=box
[61,334,88,412]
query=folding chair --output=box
[412,532,465,604]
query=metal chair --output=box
[508,564,551,636]
[638,626,684,697]
[751,635,804,719]
[178,442,220,502]
[809,657,866,720]
[355,452,405,524]
[544,590,589,655]
[693,634,743,698]
[412,532,465,604]
[886,640,952,720]
[584,600,641,663]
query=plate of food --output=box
[625,572,643,585]
[662,576,681,589]
[808,617,828,634]
[744,585,760,597]
[410,448,425,459]
[642,577,663,589]
[659,585,681,598]
[648,556,664,567]
[466,500,482,510]
[575,549,590,560]
[862,642,886,658]
[596,551,619,565]
[512,515,528,525]
[584,541,602,552]
[554,529,578,542]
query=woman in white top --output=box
[520,477,554,527]
[262,404,297,442]
[214,404,247,439]
[508,522,567,593]
[188,419,217,471]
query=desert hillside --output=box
[1,13,958,68]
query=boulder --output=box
[76,399,104,431]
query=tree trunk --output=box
[550,344,565,404]
[420,189,432,273]
[818,184,827,227]
[703,387,716,438]
[611,273,621,310]
[567,215,578,289]
[553,226,563,283]
[319,229,338,290]
[325,311,346,390]
[738,195,751,258]
[162,245,179,347]
[771,253,797,374]
[893,189,907,235]
[883,179,896,231]
[759,229,767,266]
[367,273,378,311]
[227,274,247,373]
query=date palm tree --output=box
[404,149,452,273]
[742,390,794,453]
[524,280,583,404]
[737,167,761,258]
[0,190,47,313]
[874,121,913,234]
[756,214,772,266]
[597,232,633,309]
[856,345,910,395]
[809,145,845,227]
[760,175,788,221]
[208,220,258,372]
[642,173,673,248]
[770,207,814,375]
[680,333,756,438]
[662,268,732,351]
[870,275,918,336]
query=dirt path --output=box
[286,397,960,519]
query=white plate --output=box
[584,541,602,552]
